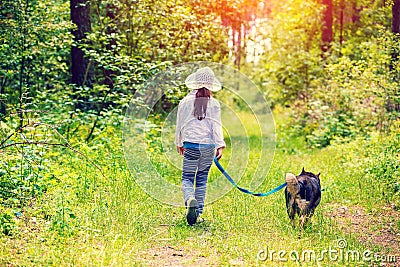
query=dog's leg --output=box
[286,174,303,228]
[299,215,306,228]
[289,208,296,227]
[285,190,296,227]
[298,200,310,228]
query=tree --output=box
[1,0,71,122]
[216,0,260,70]
[255,0,323,106]
[351,1,360,24]
[394,0,400,35]
[70,0,94,89]
[321,0,333,53]
[391,0,400,80]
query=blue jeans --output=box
[182,142,215,215]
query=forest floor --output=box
[0,114,399,266]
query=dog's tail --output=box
[285,173,299,195]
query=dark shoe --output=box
[186,198,198,226]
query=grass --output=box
[0,112,399,266]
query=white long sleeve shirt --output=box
[175,91,226,148]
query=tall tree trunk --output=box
[232,27,236,65]
[389,0,400,112]
[321,0,333,53]
[236,25,242,70]
[70,0,94,89]
[352,1,360,23]
[339,0,344,46]
[393,0,400,35]
[391,0,400,78]
[263,0,272,15]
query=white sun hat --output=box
[185,67,222,92]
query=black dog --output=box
[285,168,321,228]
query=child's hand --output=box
[215,147,224,159]
[177,146,184,155]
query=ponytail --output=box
[194,88,211,120]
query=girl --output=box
[175,67,225,225]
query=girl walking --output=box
[175,67,226,225]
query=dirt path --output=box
[326,203,400,253]
[137,203,400,266]
[138,246,219,267]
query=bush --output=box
[364,129,400,206]
[336,125,400,208]
[0,207,16,236]
[288,29,399,148]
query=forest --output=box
[0,0,399,266]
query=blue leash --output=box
[213,157,287,197]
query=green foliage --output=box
[0,0,399,263]
[1,0,230,146]
[0,120,58,210]
[254,0,399,148]
[300,27,399,147]
[0,148,54,208]
[0,207,15,236]
[0,116,398,265]
[364,130,400,206]
[255,0,325,106]
[305,113,358,148]
[330,126,400,209]
[0,0,72,117]
[84,0,229,92]
[50,193,78,237]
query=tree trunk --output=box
[393,0,400,35]
[391,0,400,78]
[321,0,333,53]
[0,79,6,117]
[236,25,242,70]
[263,0,272,15]
[339,0,344,46]
[352,1,360,23]
[390,0,400,111]
[70,0,94,88]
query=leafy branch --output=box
[0,119,106,178]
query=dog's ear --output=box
[301,167,305,175]
[286,173,299,194]
[317,173,320,177]
[285,173,297,182]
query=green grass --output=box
[0,114,399,266]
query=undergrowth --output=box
[0,112,398,266]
